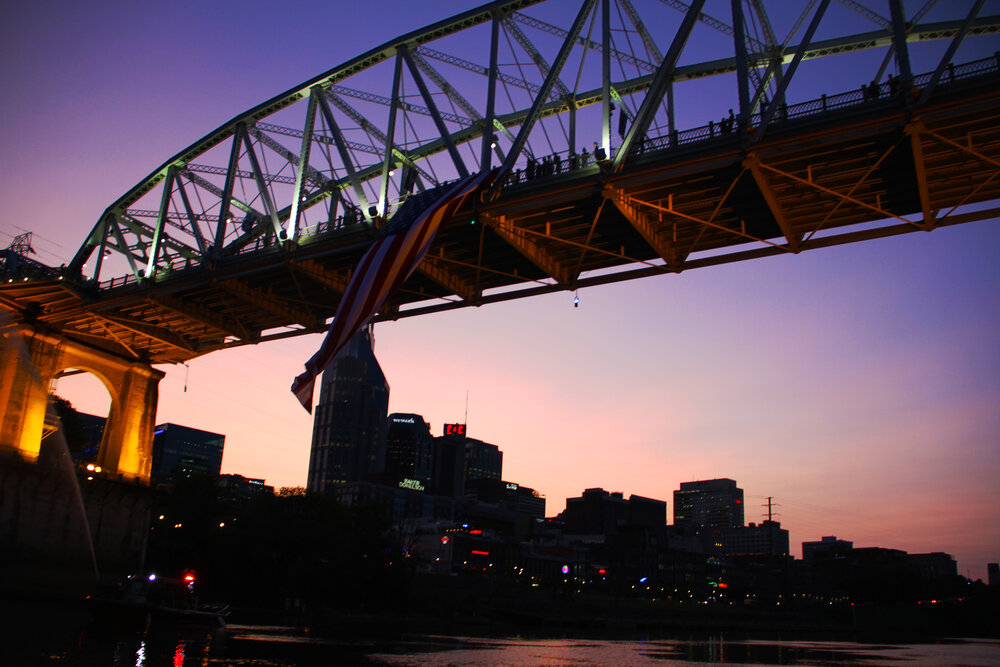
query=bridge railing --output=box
[500,53,1000,185]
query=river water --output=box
[12,610,1000,666]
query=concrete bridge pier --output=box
[0,321,163,483]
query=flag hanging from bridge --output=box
[291,169,497,412]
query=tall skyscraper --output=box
[673,478,744,529]
[306,328,389,495]
[385,413,433,486]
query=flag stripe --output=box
[291,169,496,412]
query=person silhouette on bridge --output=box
[720,109,734,134]
[865,80,880,101]
[593,141,606,162]
[580,146,590,167]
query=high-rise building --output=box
[385,413,433,486]
[431,426,502,497]
[673,478,744,529]
[306,328,389,495]
[465,436,502,482]
[151,423,225,482]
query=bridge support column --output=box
[0,321,163,483]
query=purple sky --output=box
[2,0,998,579]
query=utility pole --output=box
[762,496,776,556]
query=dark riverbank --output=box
[218,572,1000,644]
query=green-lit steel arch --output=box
[65,0,1000,281]
[3,0,999,365]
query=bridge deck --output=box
[3,68,998,366]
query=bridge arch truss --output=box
[3,0,1000,365]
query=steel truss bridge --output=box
[2,0,999,367]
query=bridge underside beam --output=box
[217,278,322,330]
[418,253,480,304]
[481,212,575,287]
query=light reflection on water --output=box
[12,614,1000,666]
[362,636,1000,666]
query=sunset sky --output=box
[2,0,997,579]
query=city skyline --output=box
[2,0,997,579]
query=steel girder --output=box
[2,0,997,365]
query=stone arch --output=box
[49,364,116,464]
[0,322,163,483]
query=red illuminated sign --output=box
[471,550,489,556]
[444,423,467,436]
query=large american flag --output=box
[291,169,496,412]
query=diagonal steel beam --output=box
[288,258,351,294]
[287,89,319,239]
[173,174,209,254]
[905,121,936,229]
[146,165,176,279]
[216,129,244,252]
[754,0,830,143]
[400,47,469,179]
[494,0,598,189]
[316,90,373,219]
[629,190,790,252]
[153,293,252,341]
[613,0,706,171]
[917,0,987,107]
[744,154,800,250]
[603,185,679,266]
[802,140,906,243]
[503,16,572,100]
[239,123,285,241]
[481,212,573,286]
[217,278,322,330]
[756,159,922,230]
[419,253,480,303]
[93,312,195,354]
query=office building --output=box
[465,436,502,482]
[218,473,274,500]
[673,478,744,528]
[465,479,546,520]
[725,520,790,556]
[306,328,389,495]
[560,488,666,538]
[151,423,225,482]
[802,535,854,561]
[385,413,433,486]
[431,426,502,497]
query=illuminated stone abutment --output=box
[0,322,163,483]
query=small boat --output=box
[89,570,230,627]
